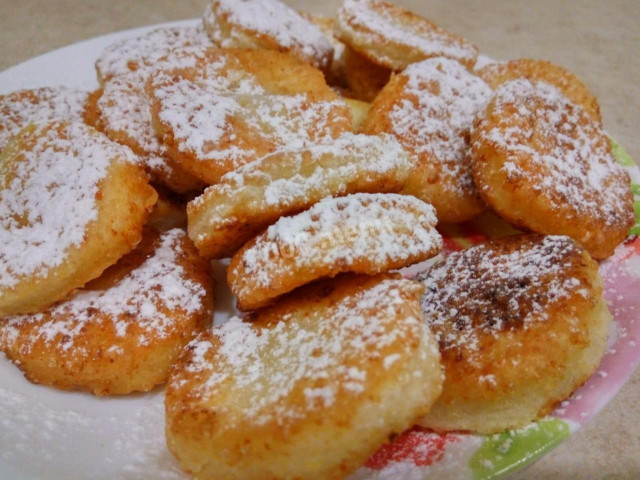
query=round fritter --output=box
[0,228,214,396]
[166,273,443,480]
[228,193,442,311]
[418,234,610,434]
[203,0,334,73]
[0,121,157,316]
[0,87,88,153]
[362,57,493,223]
[95,24,213,83]
[147,47,351,184]
[93,69,205,193]
[335,0,478,71]
[342,45,391,102]
[187,133,412,259]
[471,79,634,259]
[477,58,601,122]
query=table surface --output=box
[0,0,638,478]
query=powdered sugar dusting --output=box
[204,0,332,69]
[177,276,426,425]
[0,121,137,288]
[238,193,442,292]
[95,25,212,80]
[1,229,208,355]
[419,235,590,360]
[388,57,493,195]
[0,87,88,152]
[477,79,631,225]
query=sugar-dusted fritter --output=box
[228,193,442,311]
[342,45,391,102]
[203,0,334,73]
[0,228,214,396]
[362,57,493,223]
[0,121,157,316]
[418,234,610,433]
[95,24,213,83]
[336,0,478,71]
[166,273,443,480]
[187,133,412,259]
[477,58,601,122]
[0,86,88,153]
[471,79,634,259]
[93,69,205,193]
[147,48,352,184]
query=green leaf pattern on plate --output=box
[469,419,571,479]
[610,138,640,235]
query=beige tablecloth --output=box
[1,0,638,478]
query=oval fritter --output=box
[147,48,352,184]
[335,0,478,71]
[0,229,213,396]
[362,57,493,223]
[0,121,157,316]
[166,273,443,480]
[470,79,634,259]
[203,0,334,73]
[227,193,442,311]
[477,58,601,122]
[418,234,610,434]
[187,133,412,259]
[0,87,88,153]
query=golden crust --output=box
[362,58,492,223]
[0,121,157,316]
[343,45,391,102]
[148,187,188,231]
[187,133,412,259]
[204,0,334,73]
[147,48,351,184]
[336,0,478,71]
[165,273,443,480]
[299,12,348,88]
[227,193,442,311]
[0,229,214,396]
[477,59,601,122]
[418,234,610,433]
[470,79,634,259]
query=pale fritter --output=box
[336,0,478,71]
[203,0,334,73]
[362,58,493,223]
[165,273,443,480]
[477,58,602,122]
[92,69,205,193]
[187,133,412,259]
[342,45,391,102]
[471,79,634,259]
[0,121,157,316]
[147,48,352,184]
[418,234,610,434]
[227,193,442,311]
[0,229,214,396]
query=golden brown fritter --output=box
[165,273,443,480]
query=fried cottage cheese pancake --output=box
[0,229,214,396]
[362,57,493,223]
[417,234,610,434]
[203,0,334,73]
[477,58,602,123]
[166,274,443,480]
[95,24,213,83]
[471,79,634,259]
[188,133,412,259]
[228,193,442,311]
[0,87,88,153]
[147,48,352,184]
[336,0,478,71]
[0,121,157,316]
[92,69,205,193]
